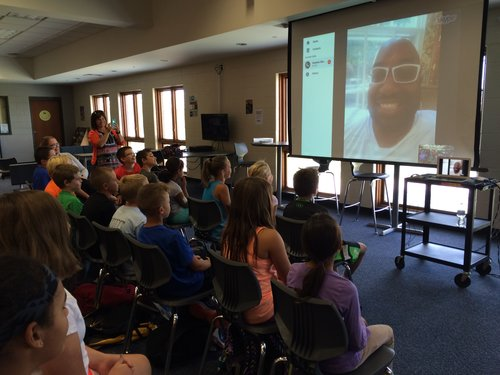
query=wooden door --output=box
[29,97,64,147]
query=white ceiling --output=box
[0,0,497,85]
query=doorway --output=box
[29,97,64,147]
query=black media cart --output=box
[396,175,494,288]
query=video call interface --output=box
[289,0,486,166]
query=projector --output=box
[253,137,273,144]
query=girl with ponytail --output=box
[286,213,394,374]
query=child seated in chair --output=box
[286,213,394,374]
[53,164,84,216]
[137,182,212,298]
[114,146,141,180]
[109,174,148,238]
[283,167,367,275]
[82,167,119,226]
[247,160,278,216]
[136,148,159,183]
[32,146,55,190]
[158,156,190,225]
[222,177,290,325]
[201,156,232,244]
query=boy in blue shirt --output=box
[137,183,211,298]
[32,146,55,190]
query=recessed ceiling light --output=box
[236,42,247,46]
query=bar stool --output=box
[339,162,392,234]
[312,158,339,214]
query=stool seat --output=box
[340,163,392,235]
[353,172,389,180]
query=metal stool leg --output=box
[369,179,378,233]
[355,180,365,221]
[384,178,392,224]
[340,179,355,225]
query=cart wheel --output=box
[394,256,405,270]
[454,273,471,288]
[476,262,492,276]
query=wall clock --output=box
[39,110,51,121]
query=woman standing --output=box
[88,110,125,169]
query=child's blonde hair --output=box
[120,174,148,203]
[46,154,72,177]
[248,160,272,181]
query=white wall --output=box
[0,83,74,162]
[482,8,500,228]
[71,48,286,182]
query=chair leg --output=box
[256,341,267,375]
[94,267,109,311]
[198,315,225,375]
[270,356,288,375]
[164,312,179,375]
[123,287,140,354]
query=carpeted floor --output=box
[1,176,499,374]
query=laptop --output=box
[436,157,471,178]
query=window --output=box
[119,91,144,151]
[155,86,185,146]
[91,94,110,120]
[278,73,341,196]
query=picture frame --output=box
[436,157,471,178]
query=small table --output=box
[251,141,289,206]
[182,150,231,171]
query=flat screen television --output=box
[201,113,229,141]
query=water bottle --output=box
[456,203,466,228]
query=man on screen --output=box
[344,38,436,162]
